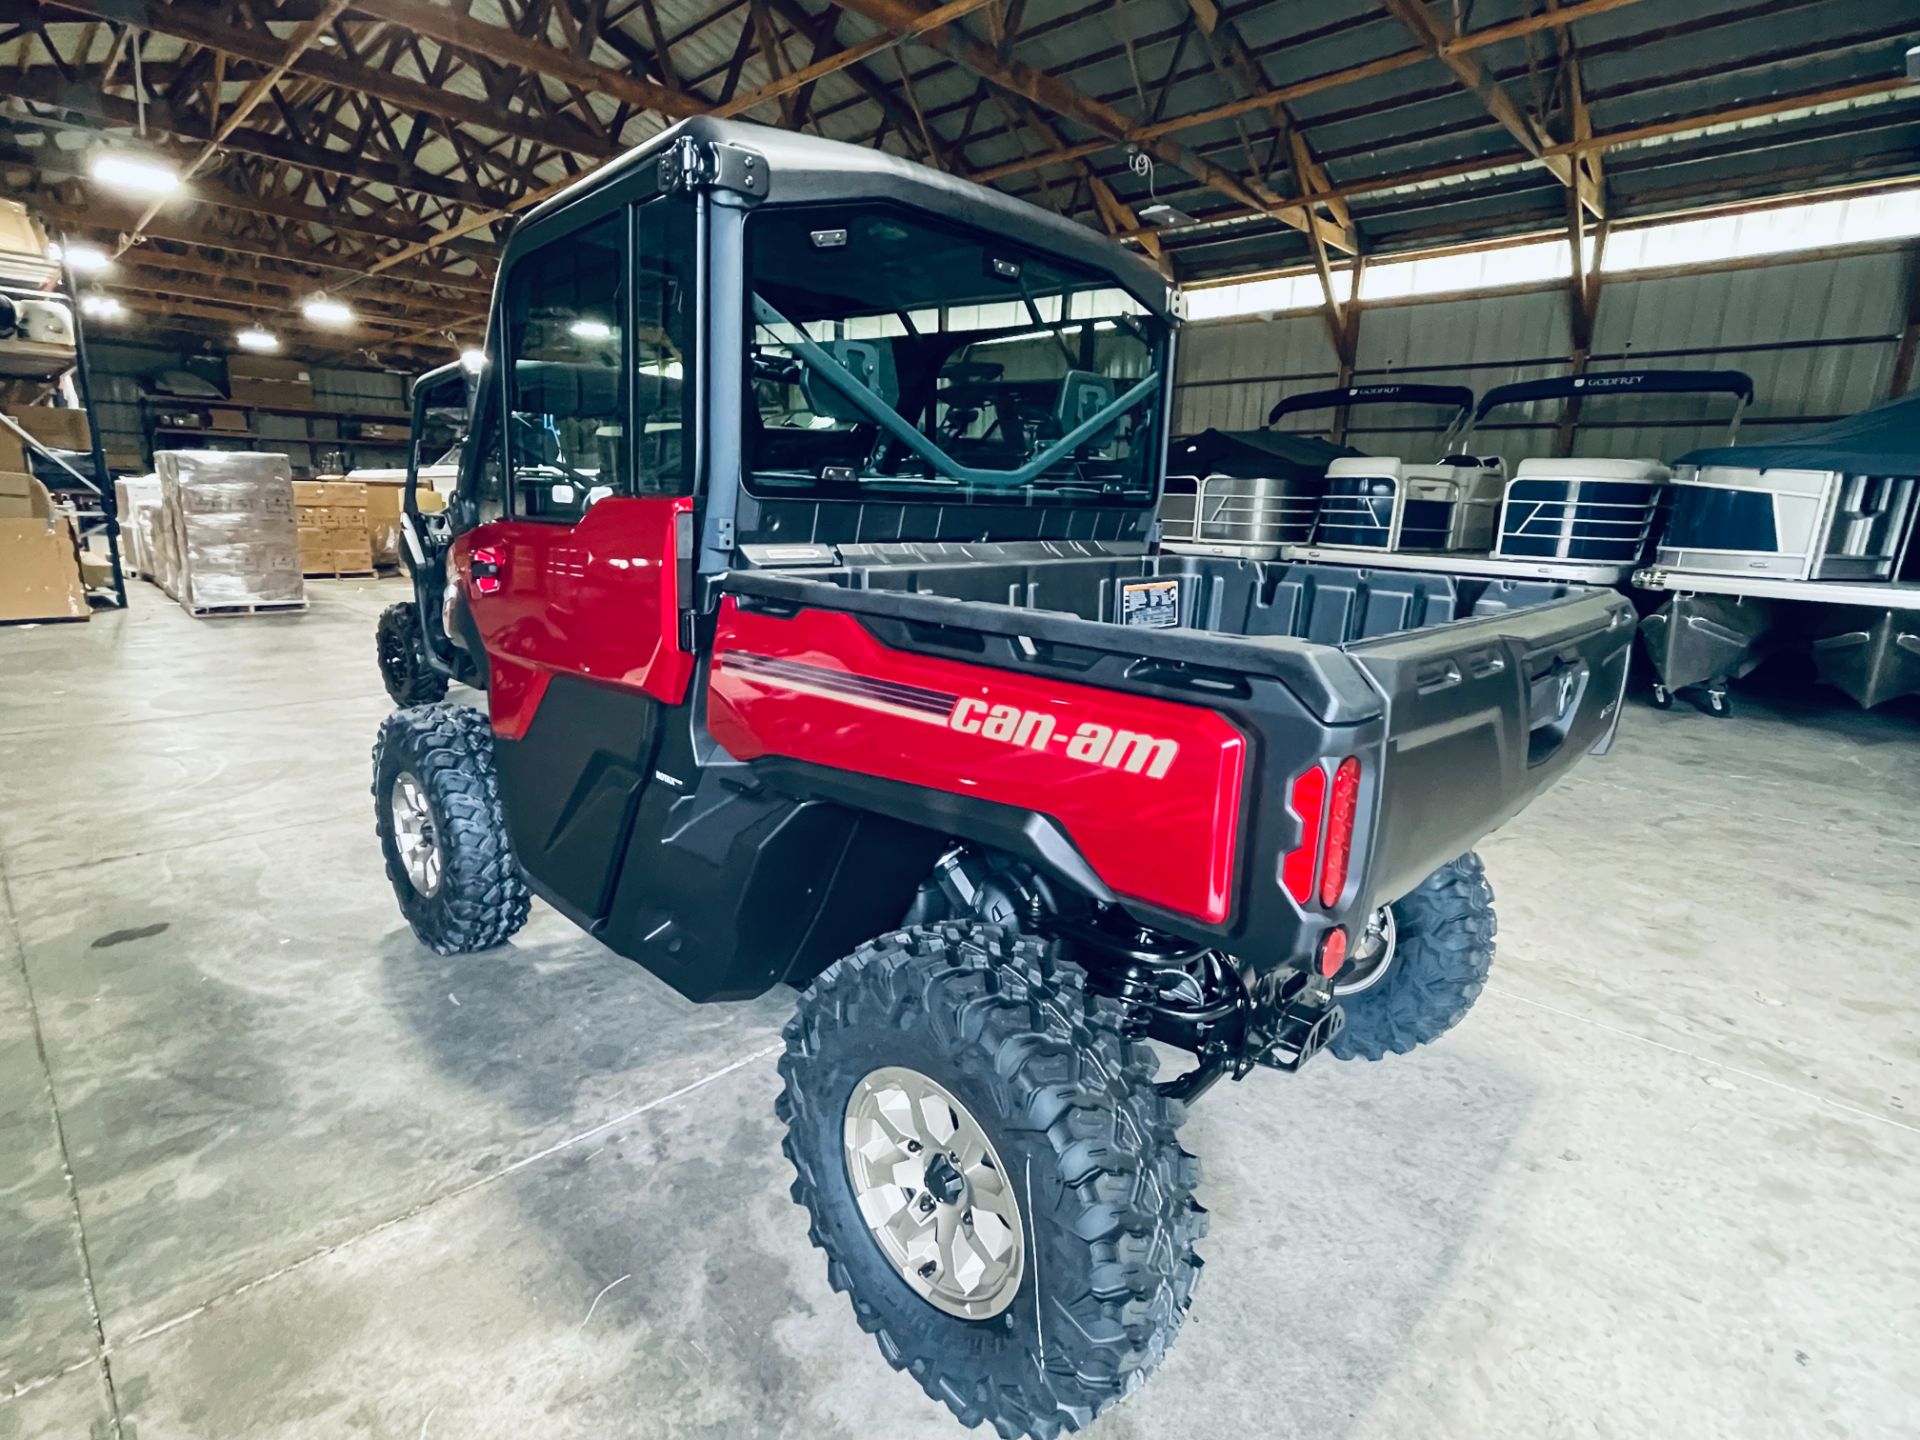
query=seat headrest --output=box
[800,340,899,423]
[1056,369,1117,447]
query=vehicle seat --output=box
[800,340,900,422]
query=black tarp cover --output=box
[1168,427,1359,480]
[1677,390,1920,476]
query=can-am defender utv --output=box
[372,118,1634,1438]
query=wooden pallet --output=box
[301,567,377,578]
[185,598,310,619]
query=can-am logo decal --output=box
[720,652,1180,780]
[949,698,1178,778]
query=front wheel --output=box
[1328,853,1496,1061]
[778,924,1205,1439]
[376,601,450,706]
[372,704,530,954]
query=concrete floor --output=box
[1,577,1917,1440]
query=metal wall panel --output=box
[1174,249,1913,466]
[1175,314,1336,433]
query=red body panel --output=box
[706,597,1247,925]
[455,496,693,739]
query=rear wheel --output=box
[372,703,529,954]
[1329,853,1496,1061]
[778,923,1205,1439]
[376,601,450,706]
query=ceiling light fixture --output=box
[89,150,181,199]
[302,296,353,327]
[568,318,613,341]
[80,294,126,320]
[235,326,280,353]
[459,348,488,373]
[58,242,113,275]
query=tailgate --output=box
[1350,588,1635,906]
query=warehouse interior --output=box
[2,3,1918,1438]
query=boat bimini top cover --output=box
[1675,388,1920,476]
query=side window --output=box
[632,198,697,495]
[504,212,627,522]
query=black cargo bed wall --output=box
[773,551,1581,648]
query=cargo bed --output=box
[722,545,1635,956]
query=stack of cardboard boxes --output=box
[293,480,374,575]
[226,356,315,411]
[0,469,87,623]
[0,405,103,623]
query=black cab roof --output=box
[507,116,1177,323]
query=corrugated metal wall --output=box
[1175,247,1911,464]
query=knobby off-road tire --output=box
[376,600,450,707]
[1330,852,1496,1062]
[778,923,1205,1440]
[371,703,529,954]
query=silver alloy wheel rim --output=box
[843,1066,1025,1320]
[390,771,443,897]
[1334,906,1397,996]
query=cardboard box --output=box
[114,475,162,579]
[0,516,88,623]
[79,549,113,591]
[293,479,368,508]
[0,473,85,621]
[350,421,406,442]
[0,469,48,519]
[13,406,92,453]
[207,407,249,432]
[0,199,48,263]
[228,356,315,410]
[0,422,25,473]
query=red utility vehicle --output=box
[373,119,1634,1438]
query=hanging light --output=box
[80,294,126,320]
[302,296,353,327]
[459,348,488,373]
[57,242,113,275]
[568,317,612,341]
[89,150,181,199]
[235,326,279,353]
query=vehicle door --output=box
[452,191,700,925]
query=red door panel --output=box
[455,496,693,738]
[706,597,1247,925]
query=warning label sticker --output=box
[1122,579,1180,629]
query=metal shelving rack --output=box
[0,239,126,610]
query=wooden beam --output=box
[1103,74,1915,244]
[721,0,995,130]
[347,0,701,118]
[25,192,494,296]
[970,48,1430,185]
[827,0,1356,253]
[1378,0,1601,219]
[0,71,518,214]
[1448,0,1656,55]
[37,0,620,160]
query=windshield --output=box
[745,203,1165,507]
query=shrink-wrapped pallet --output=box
[154,451,305,613]
[113,474,163,579]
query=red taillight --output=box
[1317,925,1348,977]
[1320,756,1361,908]
[471,544,503,596]
[1281,765,1326,903]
